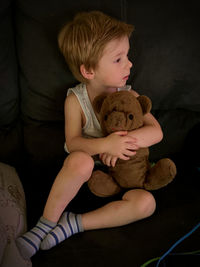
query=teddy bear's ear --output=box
[93,93,108,113]
[137,95,152,115]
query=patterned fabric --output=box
[0,162,31,266]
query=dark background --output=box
[0,0,200,266]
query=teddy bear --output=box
[87,90,177,197]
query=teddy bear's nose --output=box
[115,120,121,127]
[112,112,125,128]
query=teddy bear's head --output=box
[93,90,152,135]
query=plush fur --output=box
[88,90,177,197]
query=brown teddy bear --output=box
[88,90,177,197]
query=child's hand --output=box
[105,131,139,160]
[99,153,118,167]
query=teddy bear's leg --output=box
[88,170,122,197]
[144,158,177,190]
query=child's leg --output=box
[41,189,156,250]
[16,216,56,259]
[42,151,94,223]
[16,151,94,259]
[82,189,156,230]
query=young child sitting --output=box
[16,10,163,259]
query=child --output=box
[16,11,162,259]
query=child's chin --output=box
[120,81,127,87]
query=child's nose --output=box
[128,59,133,69]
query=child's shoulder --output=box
[65,91,76,102]
[65,89,80,111]
[65,83,86,107]
[65,84,85,116]
[67,83,86,97]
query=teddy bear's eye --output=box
[128,114,134,120]
[104,115,108,121]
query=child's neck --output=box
[86,83,117,103]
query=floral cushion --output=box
[0,162,32,267]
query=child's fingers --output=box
[111,157,118,167]
[127,143,139,150]
[101,154,118,167]
[105,155,112,166]
[124,150,137,157]
[100,153,107,164]
[99,153,104,160]
[125,136,138,143]
[119,154,130,161]
[101,153,112,166]
[113,131,128,136]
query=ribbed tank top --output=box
[64,83,131,153]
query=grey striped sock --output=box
[40,211,83,250]
[16,216,56,259]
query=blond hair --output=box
[58,11,134,83]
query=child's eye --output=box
[114,58,121,63]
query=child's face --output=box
[93,36,132,90]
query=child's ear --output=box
[80,64,94,80]
[93,93,108,113]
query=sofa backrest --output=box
[0,0,200,165]
[0,0,22,164]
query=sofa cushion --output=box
[150,109,200,160]
[15,0,125,123]
[0,0,22,164]
[0,0,19,127]
[126,1,200,112]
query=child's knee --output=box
[140,190,156,217]
[63,152,94,181]
[124,189,156,218]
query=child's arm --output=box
[128,113,163,147]
[100,115,162,167]
[100,90,163,167]
[127,90,163,147]
[64,93,137,159]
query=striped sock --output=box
[40,212,83,250]
[16,216,56,259]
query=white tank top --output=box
[64,83,131,153]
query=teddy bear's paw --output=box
[157,158,177,180]
[167,158,177,178]
[88,170,121,197]
[144,158,177,190]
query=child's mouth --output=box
[123,75,129,80]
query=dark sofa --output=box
[0,0,200,266]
